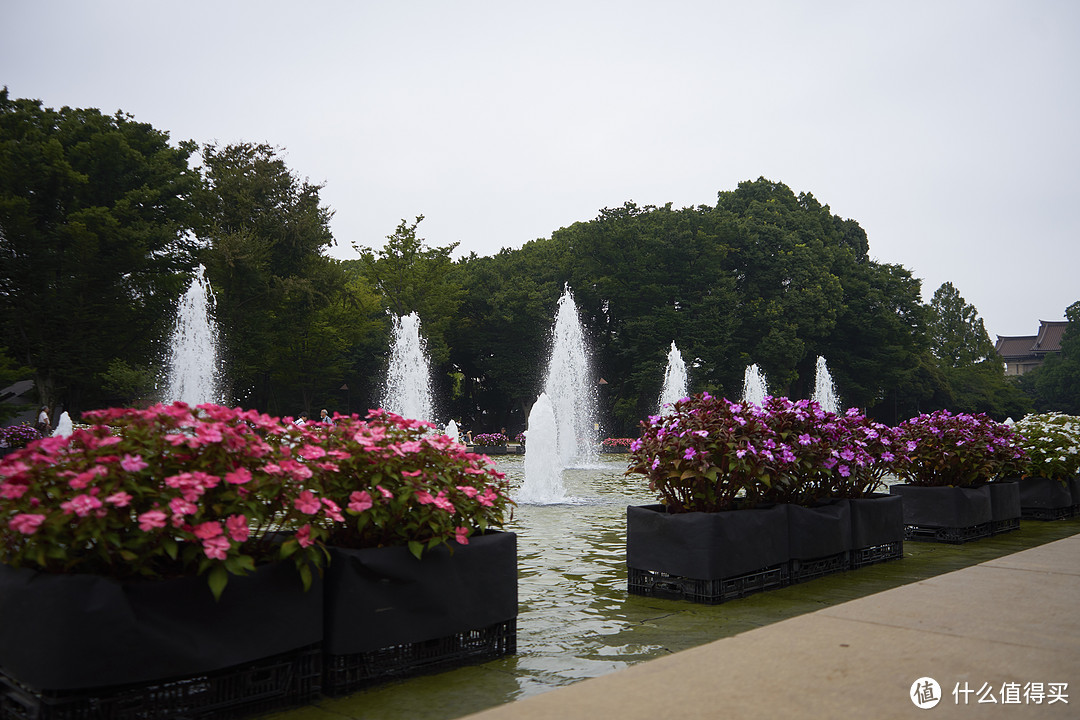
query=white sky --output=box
[3,0,1078,340]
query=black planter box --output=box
[987,481,1021,534]
[626,504,789,603]
[847,493,904,568]
[322,532,517,695]
[0,561,322,693]
[787,501,852,583]
[889,484,993,544]
[0,644,321,720]
[1019,476,1077,520]
[470,445,509,455]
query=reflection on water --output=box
[504,456,662,697]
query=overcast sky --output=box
[3,0,1078,341]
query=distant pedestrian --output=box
[35,406,50,436]
[294,413,308,427]
[320,408,334,425]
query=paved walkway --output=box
[460,533,1080,719]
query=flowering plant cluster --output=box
[514,432,526,444]
[0,424,42,450]
[891,410,1022,487]
[627,394,903,512]
[282,409,513,559]
[0,403,324,598]
[1011,413,1080,481]
[471,432,509,447]
[600,437,635,449]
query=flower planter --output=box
[471,445,509,455]
[787,501,852,583]
[626,504,789,604]
[889,484,993,544]
[0,560,322,716]
[1019,476,1077,520]
[986,481,1022,534]
[847,493,904,567]
[322,531,518,695]
[599,446,630,454]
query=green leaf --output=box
[208,564,229,602]
[407,540,423,560]
[163,537,178,560]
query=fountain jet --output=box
[164,265,223,406]
[741,363,767,407]
[382,311,434,424]
[658,341,688,415]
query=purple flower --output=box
[683,447,697,460]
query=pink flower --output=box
[224,467,252,485]
[294,490,321,514]
[433,492,456,513]
[376,485,394,499]
[120,454,149,472]
[416,490,435,505]
[479,487,498,508]
[61,494,103,517]
[321,497,345,522]
[138,510,168,531]
[683,447,697,460]
[298,444,326,460]
[226,514,250,542]
[296,524,314,548]
[454,526,470,545]
[105,491,132,507]
[10,513,45,535]
[202,535,230,560]
[348,490,373,513]
[194,521,224,539]
[401,469,423,477]
[457,485,479,498]
[169,496,197,518]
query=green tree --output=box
[925,282,1030,418]
[354,216,464,368]
[1024,300,1080,414]
[195,142,344,413]
[0,89,200,413]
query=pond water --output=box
[270,456,1080,720]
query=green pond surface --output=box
[262,456,1080,720]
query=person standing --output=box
[320,408,334,425]
[35,406,50,436]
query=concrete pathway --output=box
[460,534,1080,719]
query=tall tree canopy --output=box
[0,88,200,412]
[925,282,1029,419]
[1023,300,1080,414]
[194,142,346,413]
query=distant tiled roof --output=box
[1033,321,1068,354]
[995,335,1038,359]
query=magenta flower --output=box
[457,485,479,498]
[194,521,224,539]
[226,514,250,542]
[415,490,435,505]
[683,447,697,460]
[202,535,230,560]
[120,454,149,472]
[294,490,321,514]
[296,524,314,548]
[321,497,345,522]
[138,510,168,531]
[61,493,103,517]
[433,492,455,513]
[105,491,132,507]
[454,526,470,545]
[9,513,45,535]
[348,490,373,513]
[224,467,252,485]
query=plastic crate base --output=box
[904,522,992,544]
[850,541,904,569]
[0,644,321,720]
[322,619,517,697]
[627,564,790,605]
[790,552,850,584]
[991,517,1021,534]
[1021,505,1077,521]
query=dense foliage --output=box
[2,89,1072,429]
